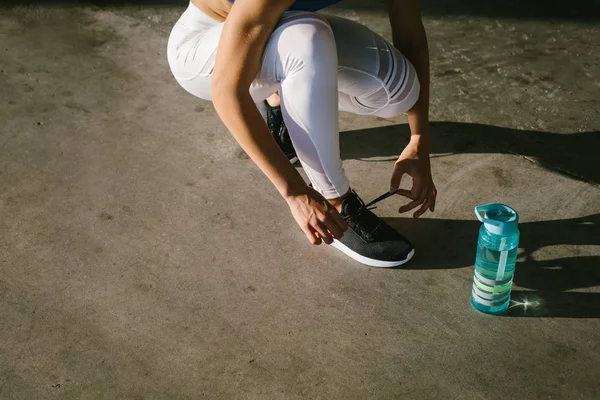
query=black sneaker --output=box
[264,100,298,164]
[331,190,415,267]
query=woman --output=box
[167,0,437,267]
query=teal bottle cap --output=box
[475,203,519,236]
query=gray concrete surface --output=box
[1,1,599,398]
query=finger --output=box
[390,163,407,192]
[414,193,434,218]
[410,178,423,199]
[302,224,321,245]
[394,188,415,199]
[398,197,425,214]
[328,206,348,233]
[324,219,344,240]
[313,220,334,245]
[323,210,345,239]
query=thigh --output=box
[167,5,224,100]
[324,16,385,92]
[324,15,416,115]
[168,3,281,102]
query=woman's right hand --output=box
[286,186,348,245]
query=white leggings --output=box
[167,2,420,199]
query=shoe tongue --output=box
[342,192,363,216]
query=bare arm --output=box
[388,0,437,216]
[388,0,430,147]
[211,0,303,199]
[211,0,347,244]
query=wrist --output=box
[408,134,430,155]
[281,181,310,202]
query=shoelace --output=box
[343,190,398,240]
[365,190,398,209]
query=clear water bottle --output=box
[471,203,520,315]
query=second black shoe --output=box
[264,100,298,164]
[331,190,415,267]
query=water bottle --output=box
[471,203,520,315]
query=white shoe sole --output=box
[330,239,415,268]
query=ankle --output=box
[266,92,281,107]
[328,189,351,213]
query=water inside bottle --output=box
[471,246,518,314]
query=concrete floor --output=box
[1,1,599,398]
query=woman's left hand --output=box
[390,136,437,218]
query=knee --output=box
[271,14,337,76]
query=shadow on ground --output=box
[341,122,600,318]
[340,121,600,185]
[2,0,599,21]
[380,214,600,318]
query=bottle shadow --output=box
[381,213,600,318]
[338,121,600,318]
